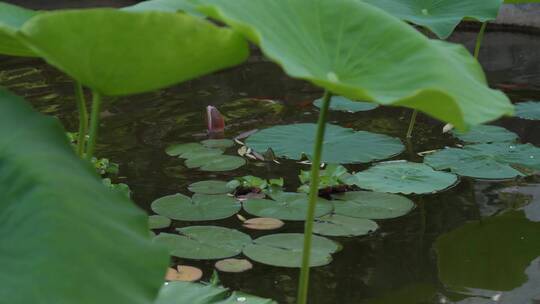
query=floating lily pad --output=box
[313,214,379,237]
[182,147,224,160]
[424,143,540,180]
[154,226,252,260]
[215,258,253,273]
[332,191,415,219]
[246,123,403,164]
[362,0,503,39]
[515,101,540,120]
[149,215,172,229]
[349,162,457,194]
[165,265,203,282]
[242,217,285,230]
[166,142,206,157]
[452,125,518,144]
[243,233,340,268]
[201,138,235,149]
[151,193,240,221]
[313,96,378,113]
[188,180,232,194]
[243,192,333,221]
[186,154,246,171]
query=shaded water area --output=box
[1,28,540,304]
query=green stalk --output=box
[406,109,418,138]
[297,90,332,304]
[74,82,88,157]
[85,90,102,161]
[474,22,488,60]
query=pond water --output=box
[1,29,540,304]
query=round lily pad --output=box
[165,266,203,282]
[515,101,540,120]
[215,258,253,273]
[424,143,540,180]
[151,193,240,221]
[452,125,518,144]
[349,162,458,194]
[313,96,377,113]
[188,180,232,194]
[243,192,333,221]
[154,226,252,260]
[201,138,235,149]
[242,217,285,230]
[331,191,415,219]
[166,142,206,157]
[185,154,246,171]
[313,214,379,237]
[243,233,340,268]
[181,147,224,160]
[148,215,171,229]
[245,123,403,164]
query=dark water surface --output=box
[1,29,540,304]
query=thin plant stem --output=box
[85,90,102,161]
[74,82,88,157]
[297,90,332,304]
[474,22,488,60]
[406,109,418,138]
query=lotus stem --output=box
[85,90,102,161]
[406,109,418,138]
[297,90,332,304]
[74,82,88,157]
[474,22,488,60]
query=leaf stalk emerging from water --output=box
[74,82,88,157]
[86,90,102,160]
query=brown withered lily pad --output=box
[165,265,203,282]
[243,217,284,231]
[215,258,253,273]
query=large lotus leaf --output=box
[332,191,415,219]
[515,101,540,120]
[362,0,504,39]
[349,162,458,194]
[155,281,277,304]
[0,2,37,56]
[0,89,167,303]
[435,211,540,291]
[314,96,378,113]
[243,233,340,268]
[198,0,512,129]
[154,226,251,260]
[424,143,540,180]
[243,192,333,221]
[246,123,403,164]
[18,8,249,96]
[452,125,518,144]
[151,193,240,221]
[313,214,379,237]
[123,0,204,17]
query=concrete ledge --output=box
[495,4,540,29]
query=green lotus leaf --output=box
[183,148,224,160]
[151,193,240,221]
[188,180,232,194]
[155,281,277,304]
[246,123,403,164]
[0,89,167,303]
[515,101,540,120]
[314,96,378,113]
[362,0,504,39]
[198,0,512,129]
[243,233,340,268]
[0,2,37,57]
[166,142,206,157]
[332,191,415,219]
[452,125,518,144]
[201,138,235,149]
[149,215,172,229]
[185,154,246,171]
[424,143,540,180]
[349,162,458,194]
[123,0,204,17]
[154,226,252,260]
[19,8,249,96]
[313,214,379,237]
[243,192,333,221]
[435,211,540,291]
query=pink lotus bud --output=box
[206,106,225,134]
